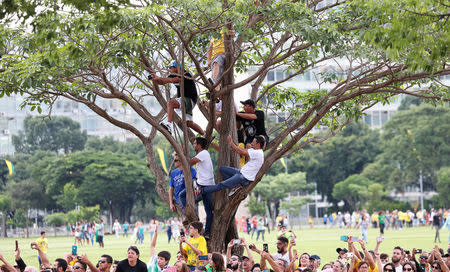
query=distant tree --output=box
[246,195,266,216]
[56,183,79,211]
[12,116,87,154]
[7,179,45,237]
[291,122,381,205]
[45,212,66,236]
[332,174,372,211]
[434,167,450,207]
[0,195,11,237]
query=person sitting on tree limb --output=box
[201,135,264,197]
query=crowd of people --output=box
[1,220,449,272]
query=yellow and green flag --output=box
[4,160,15,175]
[156,148,168,175]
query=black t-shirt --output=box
[168,72,198,103]
[237,110,267,139]
[116,259,148,272]
[432,215,441,226]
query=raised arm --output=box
[358,240,375,270]
[150,226,159,256]
[31,242,50,268]
[434,245,449,272]
[241,238,255,267]
[14,247,26,272]
[227,135,249,158]
[80,254,100,272]
[0,252,16,272]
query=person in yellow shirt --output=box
[36,231,48,266]
[206,30,235,91]
[179,222,207,271]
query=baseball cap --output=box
[336,248,348,254]
[242,256,250,261]
[309,255,321,260]
[168,60,178,68]
[240,99,256,108]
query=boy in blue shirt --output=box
[169,154,197,214]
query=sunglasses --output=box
[174,159,179,162]
[419,257,428,259]
[230,258,238,261]
[404,268,413,271]
[73,266,82,270]
[98,260,107,264]
[432,266,440,270]
[385,269,394,272]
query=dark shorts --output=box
[97,235,104,243]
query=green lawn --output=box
[1,226,448,269]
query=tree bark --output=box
[2,212,7,238]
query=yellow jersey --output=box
[183,236,207,266]
[36,237,48,253]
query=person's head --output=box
[194,137,207,152]
[276,237,289,254]
[176,252,185,263]
[168,60,179,74]
[242,256,252,271]
[392,247,404,264]
[252,136,265,150]
[431,261,442,272]
[402,262,415,272]
[112,261,119,272]
[380,254,389,264]
[332,260,345,272]
[336,248,348,259]
[309,255,321,269]
[300,253,310,267]
[276,259,288,271]
[228,255,241,271]
[173,155,181,169]
[211,252,225,271]
[54,259,68,272]
[41,231,46,238]
[383,263,395,272]
[98,255,113,272]
[157,251,171,269]
[419,252,429,265]
[189,222,203,237]
[23,267,37,272]
[358,261,369,272]
[73,261,87,272]
[322,264,332,271]
[251,264,261,272]
[127,246,140,264]
[175,261,190,272]
[241,99,256,113]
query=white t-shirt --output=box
[272,252,290,265]
[195,150,215,186]
[241,148,264,181]
[216,100,240,112]
[395,265,402,272]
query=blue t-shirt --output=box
[169,168,197,202]
[123,223,129,230]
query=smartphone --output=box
[249,244,255,250]
[72,245,77,255]
[233,239,241,245]
[349,236,359,242]
[263,243,269,253]
[198,255,208,261]
[405,250,410,255]
[30,243,34,249]
[340,236,348,241]
[376,237,385,242]
[416,249,422,254]
[15,240,18,250]
[347,253,353,258]
[180,230,185,237]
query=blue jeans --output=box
[202,166,250,194]
[361,228,368,242]
[179,188,213,236]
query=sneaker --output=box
[228,186,242,197]
[160,122,172,135]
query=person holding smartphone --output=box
[179,222,207,271]
[36,231,48,266]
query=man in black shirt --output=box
[116,246,147,272]
[151,61,205,136]
[236,99,268,148]
[432,210,442,243]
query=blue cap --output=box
[168,60,177,68]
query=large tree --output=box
[0,0,449,250]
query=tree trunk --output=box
[25,209,29,238]
[2,212,7,238]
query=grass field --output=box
[1,226,448,269]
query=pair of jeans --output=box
[178,188,212,235]
[202,166,250,194]
[361,227,368,242]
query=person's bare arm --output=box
[287,251,299,272]
[358,240,375,270]
[236,112,257,120]
[179,237,187,256]
[434,245,449,272]
[169,187,176,212]
[288,239,296,265]
[150,226,158,256]
[80,254,100,272]
[151,74,181,85]
[183,239,202,256]
[0,252,16,272]
[207,41,213,65]
[374,252,383,272]
[227,135,249,158]
[226,240,233,263]
[241,238,255,266]
[374,237,383,254]
[261,252,282,272]
[31,242,51,268]
[190,157,201,166]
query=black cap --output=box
[240,99,256,108]
[242,256,250,261]
[336,248,348,254]
[309,255,321,260]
